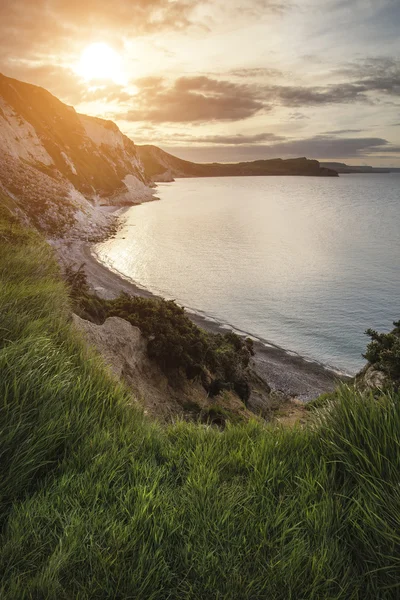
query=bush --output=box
[364,321,400,381]
[63,266,253,398]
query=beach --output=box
[57,207,346,401]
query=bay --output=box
[96,174,400,374]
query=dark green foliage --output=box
[64,262,107,323]
[64,265,252,397]
[109,293,209,372]
[364,321,400,381]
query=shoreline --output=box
[65,210,350,400]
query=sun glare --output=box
[77,42,125,84]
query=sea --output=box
[95,174,400,375]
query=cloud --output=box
[0,0,290,67]
[229,68,284,78]
[288,111,309,120]
[266,83,370,107]
[178,132,285,144]
[0,0,195,46]
[0,0,202,77]
[325,129,364,134]
[254,60,400,108]
[234,0,293,15]
[336,57,400,97]
[271,135,397,158]
[113,63,400,126]
[161,135,400,163]
[124,76,267,123]
[1,63,86,105]
[365,145,400,154]
[120,63,400,126]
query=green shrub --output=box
[364,321,400,381]
[64,266,253,398]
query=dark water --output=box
[96,174,400,374]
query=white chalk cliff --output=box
[0,73,153,234]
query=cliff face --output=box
[72,314,258,423]
[137,145,338,182]
[0,73,153,233]
[0,72,337,233]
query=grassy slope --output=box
[0,212,400,599]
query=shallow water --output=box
[96,174,400,374]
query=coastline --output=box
[61,208,349,401]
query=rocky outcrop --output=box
[355,364,391,392]
[73,314,258,423]
[137,145,338,183]
[0,73,154,234]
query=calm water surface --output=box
[96,175,400,374]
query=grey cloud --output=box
[124,70,391,127]
[253,57,400,109]
[161,135,400,163]
[267,83,369,107]
[326,129,364,134]
[122,67,399,125]
[177,132,284,144]
[271,135,395,158]
[124,76,268,123]
[339,57,398,79]
[288,111,309,120]
[337,57,400,96]
[365,145,400,154]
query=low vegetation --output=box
[65,263,254,400]
[364,321,400,382]
[1,210,400,599]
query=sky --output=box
[0,0,399,165]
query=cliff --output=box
[0,73,340,234]
[0,73,153,234]
[137,144,338,182]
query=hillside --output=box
[1,73,400,600]
[137,144,338,182]
[0,209,399,598]
[0,73,153,233]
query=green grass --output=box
[0,211,400,599]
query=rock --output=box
[355,364,390,392]
[72,314,258,424]
[0,73,154,235]
[73,314,148,381]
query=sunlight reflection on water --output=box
[96,175,400,373]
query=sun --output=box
[77,43,125,84]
